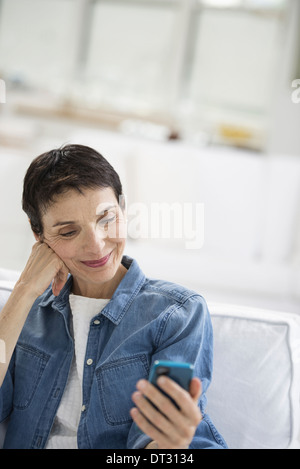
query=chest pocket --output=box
[96,354,149,425]
[13,343,50,410]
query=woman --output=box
[0,144,226,449]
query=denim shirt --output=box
[0,255,227,449]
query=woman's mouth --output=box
[81,252,111,268]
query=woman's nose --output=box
[83,227,106,254]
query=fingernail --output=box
[130,408,138,418]
[137,379,147,390]
[133,391,142,401]
[157,376,166,385]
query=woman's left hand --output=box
[130,376,202,449]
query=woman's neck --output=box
[71,264,128,299]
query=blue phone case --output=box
[149,360,194,392]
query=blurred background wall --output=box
[0,0,299,313]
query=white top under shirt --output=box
[46,294,110,449]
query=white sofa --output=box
[206,303,300,449]
[0,268,299,449]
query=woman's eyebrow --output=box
[96,204,117,215]
[52,220,76,227]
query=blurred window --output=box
[182,2,286,137]
[83,0,180,113]
[0,0,291,149]
[0,0,76,90]
[200,0,286,7]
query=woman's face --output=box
[40,187,127,298]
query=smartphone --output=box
[148,360,194,408]
[133,360,194,433]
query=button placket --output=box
[80,318,103,428]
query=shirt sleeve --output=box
[0,290,14,426]
[0,360,14,424]
[128,294,227,449]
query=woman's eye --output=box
[61,231,77,238]
[99,215,116,226]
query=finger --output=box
[136,379,180,419]
[130,407,175,449]
[31,241,42,250]
[189,377,202,403]
[52,263,69,296]
[132,391,174,434]
[155,377,202,425]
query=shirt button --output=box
[93,319,100,325]
[86,358,93,366]
[81,405,86,412]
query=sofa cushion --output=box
[206,303,300,449]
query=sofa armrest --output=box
[206,303,300,449]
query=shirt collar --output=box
[38,255,146,325]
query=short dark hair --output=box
[22,144,123,236]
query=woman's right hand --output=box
[0,241,69,385]
[17,241,69,299]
